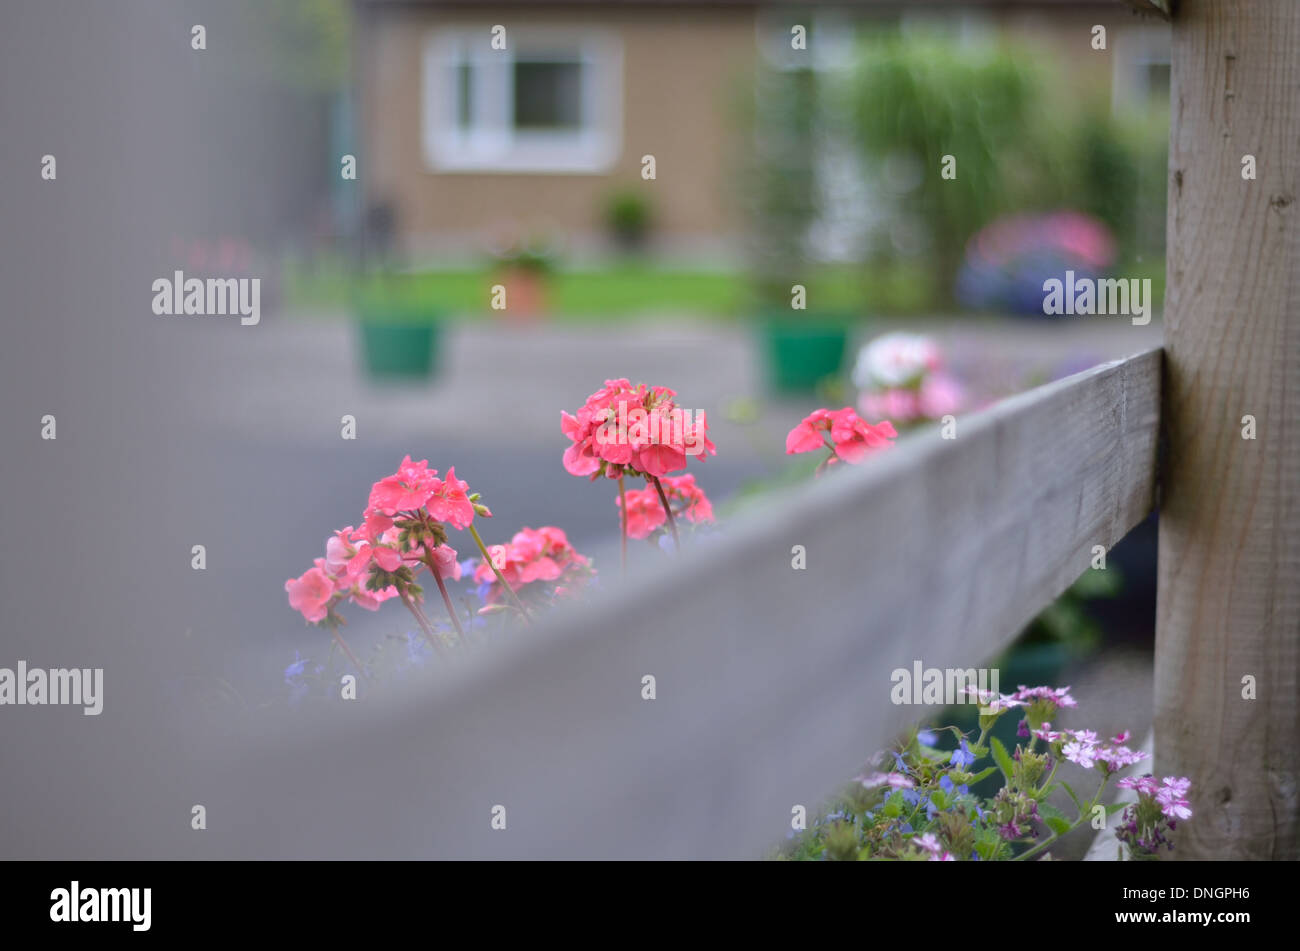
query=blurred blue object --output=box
[956,212,1117,316]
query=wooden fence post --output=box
[1155,0,1300,859]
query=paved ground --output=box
[186,312,1163,452]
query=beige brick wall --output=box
[358,5,758,250]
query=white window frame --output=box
[422,27,623,174]
[1111,24,1172,115]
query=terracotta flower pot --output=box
[494,266,548,322]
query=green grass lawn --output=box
[281,260,941,322]
[282,258,1165,322]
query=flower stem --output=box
[617,475,628,577]
[330,627,369,679]
[399,587,448,657]
[1014,775,1111,862]
[423,549,467,643]
[468,523,532,623]
[651,476,680,550]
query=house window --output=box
[1111,25,1171,113]
[424,29,622,173]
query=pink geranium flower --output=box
[616,474,714,540]
[345,539,402,576]
[473,526,593,606]
[347,582,400,611]
[619,485,667,539]
[285,565,335,624]
[786,407,897,465]
[426,466,476,530]
[368,455,439,516]
[324,527,356,573]
[428,543,461,581]
[562,379,715,480]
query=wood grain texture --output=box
[172,350,1161,859]
[1156,0,1300,859]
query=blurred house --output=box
[352,0,1168,263]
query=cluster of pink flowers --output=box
[1118,775,1193,821]
[786,406,897,469]
[853,332,966,426]
[563,379,719,562]
[285,455,485,628]
[964,685,1078,718]
[363,457,480,532]
[474,526,593,606]
[616,473,714,540]
[912,833,955,862]
[1013,684,1077,708]
[1054,728,1148,773]
[561,379,715,480]
[284,455,527,672]
[1115,774,1193,855]
[285,553,397,625]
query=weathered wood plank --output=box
[1156,0,1300,859]
[181,348,1161,859]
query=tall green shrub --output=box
[852,37,1048,297]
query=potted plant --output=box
[352,271,443,380]
[604,189,652,253]
[755,280,853,394]
[489,237,556,322]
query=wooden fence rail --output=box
[174,347,1162,859]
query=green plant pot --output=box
[353,289,441,379]
[758,321,849,393]
[356,321,440,379]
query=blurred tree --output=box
[743,66,820,306]
[243,0,351,93]
[851,36,1044,302]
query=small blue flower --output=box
[916,729,938,746]
[404,631,433,668]
[902,789,922,807]
[283,650,309,685]
[891,751,909,772]
[950,739,976,768]
[939,774,971,797]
